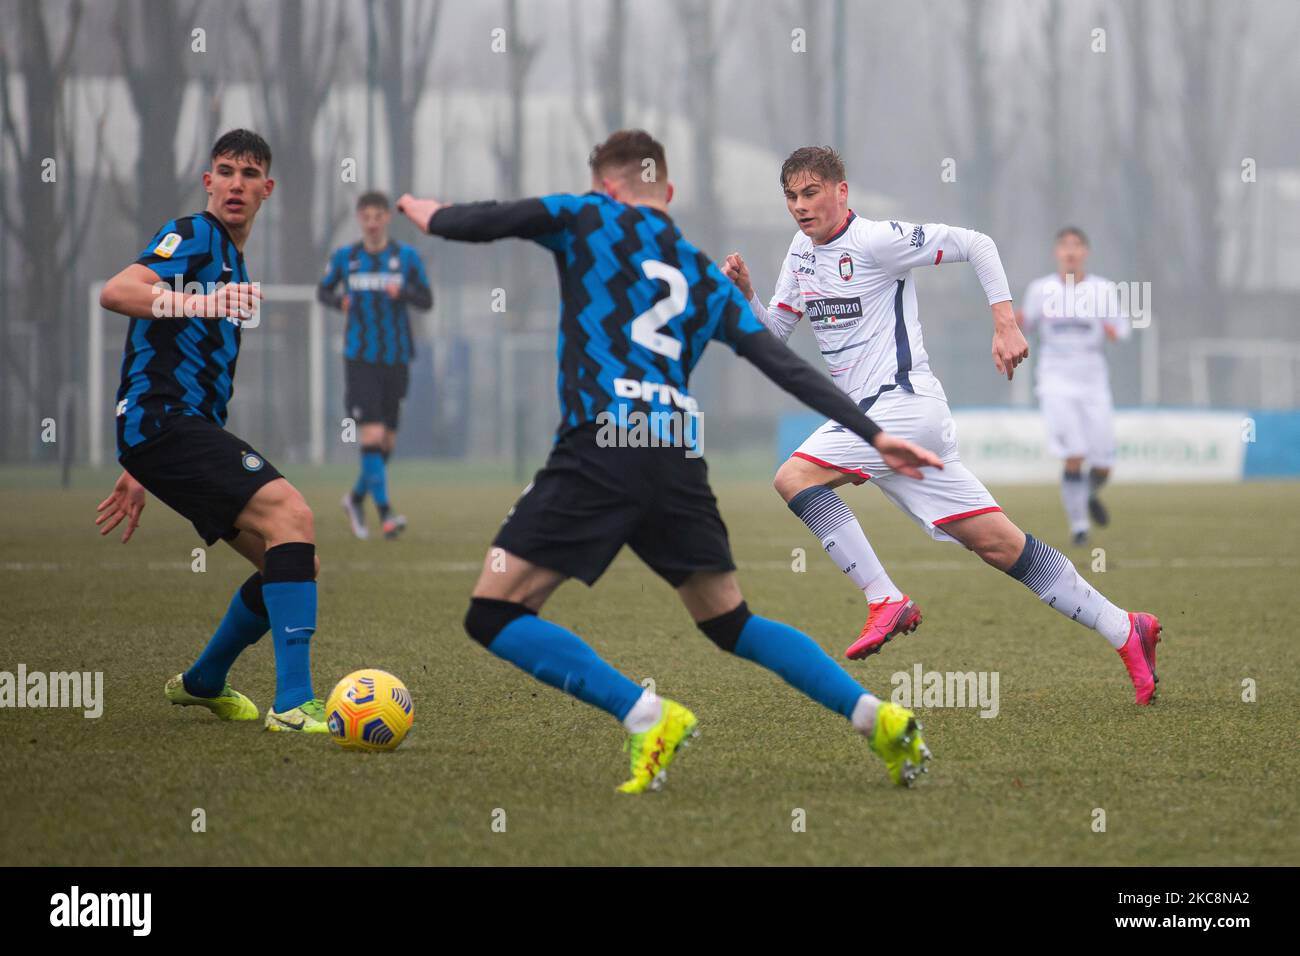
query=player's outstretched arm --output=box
[397,193,562,244]
[100,264,261,321]
[95,470,146,543]
[734,329,942,479]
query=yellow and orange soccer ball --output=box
[325,669,414,751]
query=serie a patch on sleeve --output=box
[153,232,183,258]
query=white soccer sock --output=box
[788,486,903,602]
[1061,470,1090,535]
[622,690,663,733]
[850,693,881,737]
[1008,533,1130,647]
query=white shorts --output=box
[791,389,1001,542]
[1039,387,1115,467]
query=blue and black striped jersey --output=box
[427,192,770,439]
[317,241,432,365]
[115,211,249,457]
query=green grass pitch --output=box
[1,465,1297,865]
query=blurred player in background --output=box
[724,147,1160,705]
[319,191,433,540]
[399,130,944,791]
[1018,227,1131,545]
[95,129,327,733]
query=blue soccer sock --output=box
[183,573,269,698]
[350,463,367,502]
[361,445,389,515]
[700,603,868,721]
[478,609,645,722]
[262,542,317,712]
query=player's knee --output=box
[696,600,752,653]
[773,460,811,502]
[975,537,1020,572]
[312,555,321,579]
[464,596,533,648]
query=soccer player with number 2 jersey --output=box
[723,147,1161,705]
[399,130,948,791]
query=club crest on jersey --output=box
[838,253,854,281]
[241,452,264,472]
[153,232,182,259]
[388,256,400,270]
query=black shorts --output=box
[345,359,409,430]
[119,414,283,546]
[493,424,736,587]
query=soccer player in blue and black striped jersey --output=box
[398,130,944,791]
[94,129,327,734]
[319,191,432,540]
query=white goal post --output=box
[1187,337,1300,409]
[86,282,328,467]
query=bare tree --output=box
[378,0,445,196]
[0,0,104,461]
[673,0,725,255]
[110,0,223,235]
[1169,0,1252,335]
[235,0,350,282]
[569,0,626,147]
[493,0,539,200]
[937,0,1019,232]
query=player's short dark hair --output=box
[211,129,272,172]
[588,129,668,187]
[1055,225,1089,246]
[357,191,390,212]
[781,146,845,190]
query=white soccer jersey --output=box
[751,211,1011,409]
[1021,272,1131,391]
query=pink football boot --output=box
[1117,611,1162,705]
[845,596,922,660]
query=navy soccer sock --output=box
[361,445,389,517]
[699,603,868,720]
[184,573,269,698]
[734,614,868,719]
[471,604,644,721]
[262,543,317,712]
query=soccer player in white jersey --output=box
[1018,227,1131,545]
[723,147,1162,705]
